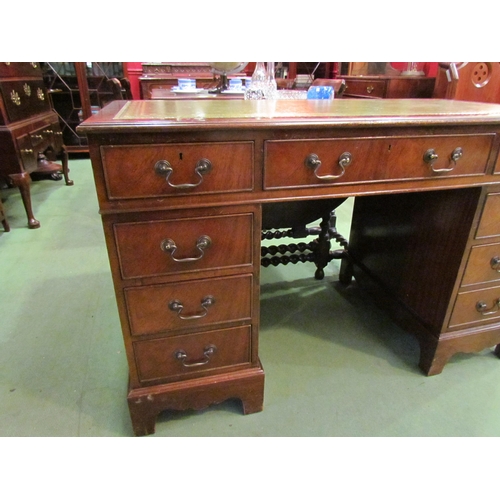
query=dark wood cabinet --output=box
[0,62,72,229]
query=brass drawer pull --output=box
[174,344,217,367]
[160,235,211,262]
[476,298,500,315]
[366,85,374,94]
[154,158,212,189]
[490,256,500,271]
[10,90,21,106]
[169,295,215,320]
[424,147,463,173]
[305,152,352,181]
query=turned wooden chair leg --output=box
[9,172,40,229]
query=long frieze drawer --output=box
[449,286,500,328]
[476,192,500,238]
[114,213,254,279]
[462,243,500,286]
[264,134,493,189]
[133,325,252,384]
[101,142,253,199]
[125,274,253,336]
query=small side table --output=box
[0,197,10,232]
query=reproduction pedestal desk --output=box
[78,99,500,436]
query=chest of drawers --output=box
[79,98,500,435]
[0,62,73,228]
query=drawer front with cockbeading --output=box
[133,325,252,384]
[101,142,254,200]
[113,212,254,280]
[125,274,253,337]
[264,134,494,190]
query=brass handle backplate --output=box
[305,152,352,181]
[10,90,20,106]
[424,147,463,173]
[174,345,217,367]
[160,235,212,262]
[154,158,212,189]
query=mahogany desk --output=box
[78,99,500,436]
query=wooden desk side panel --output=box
[347,188,482,333]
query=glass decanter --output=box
[265,62,277,99]
[245,62,267,100]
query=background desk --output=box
[79,99,500,436]
[150,88,244,100]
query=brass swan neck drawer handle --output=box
[174,345,217,367]
[160,235,211,262]
[169,295,215,320]
[305,152,352,181]
[476,299,500,316]
[154,158,212,189]
[424,147,463,173]
[490,256,500,271]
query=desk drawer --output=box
[114,213,254,279]
[102,142,253,200]
[125,274,253,336]
[264,134,493,189]
[462,243,500,286]
[344,79,386,98]
[449,285,500,327]
[134,325,252,384]
[476,192,500,238]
